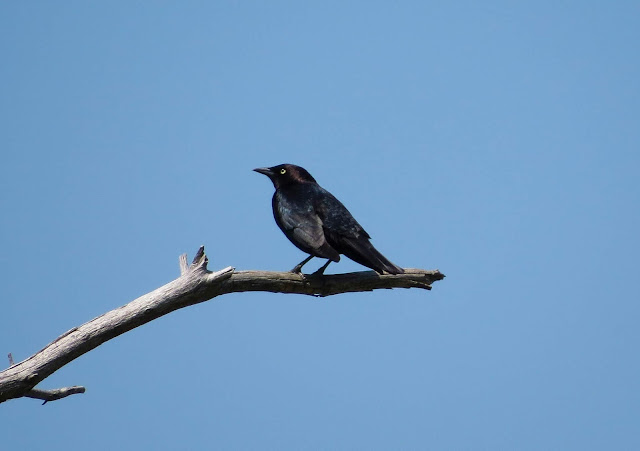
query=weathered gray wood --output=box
[0,246,444,404]
[220,268,443,296]
[25,386,86,405]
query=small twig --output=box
[24,386,86,405]
[8,354,86,404]
[179,253,189,276]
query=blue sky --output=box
[1,2,639,449]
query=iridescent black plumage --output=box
[254,164,404,275]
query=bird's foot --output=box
[290,255,314,274]
[312,260,332,276]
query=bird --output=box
[254,164,404,275]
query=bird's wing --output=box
[314,186,404,274]
[314,187,370,239]
[274,191,340,261]
[290,212,325,250]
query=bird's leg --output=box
[291,255,314,273]
[312,259,332,275]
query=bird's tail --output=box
[342,237,405,275]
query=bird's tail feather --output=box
[342,237,404,275]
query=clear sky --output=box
[1,2,639,450]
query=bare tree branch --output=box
[25,386,87,405]
[0,246,444,404]
[5,354,82,404]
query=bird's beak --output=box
[253,167,274,177]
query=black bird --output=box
[254,164,404,275]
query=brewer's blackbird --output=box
[254,164,404,275]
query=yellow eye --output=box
[280,168,286,174]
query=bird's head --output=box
[253,164,317,189]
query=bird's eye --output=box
[280,168,286,174]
